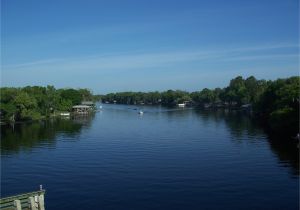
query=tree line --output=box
[101,76,299,136]
[0,86,94,122]
[101,76,274,106]
[0,76,298,136]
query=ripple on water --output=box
[1,105,299,210]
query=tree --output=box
[199,88,214,103]
[13,91,40,120]
[254,76,299,135]
[226,76,247,105]
[78,88,93,101]
[244,76,267,104]
[60,89,82,105]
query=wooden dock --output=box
[0,186,45,210]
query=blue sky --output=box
[1,0,299,93]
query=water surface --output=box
[1,104,299,210]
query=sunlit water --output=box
[1,104,299,210]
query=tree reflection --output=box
[1,114,95,155]
[194,109,299,175]
[266,133,299,176]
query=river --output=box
[1,104,299,210]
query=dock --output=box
[0,186,45,210]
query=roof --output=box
[72,105,91,108]
[81,101,94,105]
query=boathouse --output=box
[72,105,91,114]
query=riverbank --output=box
[101,76,299,138]
[1,76,298,137]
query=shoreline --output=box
[2,104,297,143]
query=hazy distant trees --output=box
[101,75,297,109]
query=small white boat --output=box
[178,103,185,107]
[138,110,144,115]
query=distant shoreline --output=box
[1,76,299,138]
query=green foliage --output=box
[20,109,42,121]
[78,88,94,101]
[101,90,191,105]
[57,99,73,111]
[101,75,299,136]
[0,102,17,121]
[14,91,38,110]
[60,89,82,105]
[176,94,192,104]
[161,90,188,105]
[93,94,102,101]
[1,76,299,137]
[254,76,299,135]
[269,107,296,131]
[0,86,93,122]
[199,88,215,103]
[226,76,248,105]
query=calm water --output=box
[1,104,299,210]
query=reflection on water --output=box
[1,114,95,155]
[267,134,299,176]
[194,109,299,175]
[0,105,298,210]
[1,108,298,174]
[195,109,262,138]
